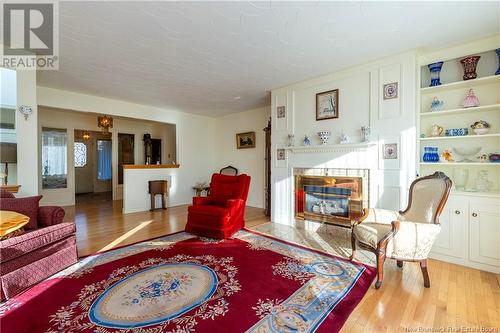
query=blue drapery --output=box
[97,140,112,180]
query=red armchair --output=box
[0,190,78,301]
[185,173,251,239]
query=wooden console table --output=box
[1,185,21,193]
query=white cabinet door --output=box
[431,202,465,258]
[469,203,500,267]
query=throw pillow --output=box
[0,196,42,230]
[0,210,30,240]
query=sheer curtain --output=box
[42,128,67,176]
[97,139,112,180]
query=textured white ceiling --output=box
[38,1,499,117]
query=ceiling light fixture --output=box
[98,115,113,134]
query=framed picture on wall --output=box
[383,82,398,100]
[275,145,287,168]
[236,131,256,149]
[277,105,286,118]
[383,143,398,159]
[316,89,339,121]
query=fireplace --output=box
[294,168,369,227]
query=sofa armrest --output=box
[226,199,245,215]
[37,206,65,227]
[193,196,213,205]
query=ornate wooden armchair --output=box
[350,172,452,289]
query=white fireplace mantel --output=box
[285,142,377,154]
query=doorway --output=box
[74,130,112,204]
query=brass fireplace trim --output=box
[295,174,365,227]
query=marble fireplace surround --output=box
[294,167,370,223]
[273,143,380,227]
[294,166,370,210]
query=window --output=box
[42,127,68,189]
[74,142,87,167]
[97,139,112,181]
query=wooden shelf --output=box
[123,164,180,169]
[420,162,499,166]
[420,133,500,141]
[420,104,500,118]
[420,75,500,93]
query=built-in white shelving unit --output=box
[417,41,500,274]
[418,46,500,196]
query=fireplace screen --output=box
[304,186,350,218]
[295,171,367,226]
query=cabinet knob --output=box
[472,213,478,217]
[454,210,460,215]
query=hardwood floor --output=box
[64,200,500,332]
[64,199,268,257]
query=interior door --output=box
[118,133,135,184]
[74,140,94,194]
[151,139,161,164]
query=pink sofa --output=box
[0,190,78,301]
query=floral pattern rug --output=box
[0,229,375,333]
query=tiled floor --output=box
[251,220,376,266]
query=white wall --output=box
[271,51,417,224]
[37,87,216,207]
[16,70,39,197]
[214,106,270,208]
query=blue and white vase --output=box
[428,62,444,87]
[423,147,440,162]
[495,49,500,75]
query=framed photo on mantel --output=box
[316,89,339,121]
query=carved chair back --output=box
[219,165,238,176]
[400,172,452,224]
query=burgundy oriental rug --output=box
[0,229,375,333]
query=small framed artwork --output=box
[236,131,256,149]
[277,105,286,118]
[383,82,398,100]
[277,148,286,160]
[316,89,339,121]
[275,145,287,168]
[383,143,398,159]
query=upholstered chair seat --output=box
[352,221,393,248]
[350,172,452,289]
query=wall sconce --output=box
[82,132,91,140]
[18,105,33,120]
[98,115,113,133]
